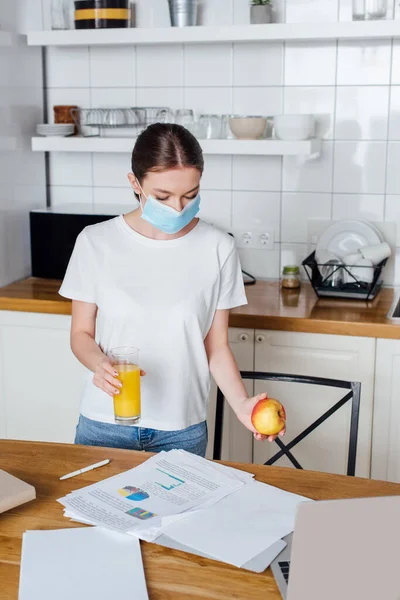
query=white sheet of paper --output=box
[162,480,311,567]
[153,534,287,572]
[18,527,148,600]
[58,450,245,539]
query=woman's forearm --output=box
[71,331,108,373]
[208,344,248,415]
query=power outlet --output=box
[231,229,274,250]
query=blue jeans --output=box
[75,414,208,457]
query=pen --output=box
[59,459,111,481]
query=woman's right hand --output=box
[93,358,122,398]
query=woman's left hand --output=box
[235,393,286,443]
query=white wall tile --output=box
[385,195,400,245]
[333,193,385,221]
[285,42,337,86]
[232,156,282,191]
[282,192,332,243]
[285,0,339,22]
[337,41,392,85]
[199,0,233,25]
[283,86,335,139]
[283,141,334,193]
[46,47,90,88]
[92,153,132,188]
[49,153,92,187]
[238,247,281,279]
[184,87,232,113]
[201,156,232,190]
[184,44,232,87]
[51,186,93,206]
[392,41,400,84]
[334,141,387,194]
[46,88,91,123]
[232,191,281,239]
[89,47,135,88]
[199,190,232,229]
[386,143,400,194]
[389,86,400,139]
[136,87,183,109]
[93,187,136,207]
[137,45,183,88]
[233,43,283,87]
[90,87,136,107]
[233,87,283,115]
[335,86,390,140]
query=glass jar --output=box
[352,0,388,20]
[281,266,301,290]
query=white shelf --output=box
[27,20,400,47]
[31,136,321,156]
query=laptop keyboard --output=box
[279,561,291,583]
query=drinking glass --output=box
[198,114,222,139]
[51,0,70,29]
[109,347,141,425]
[352,0,388,20]
[175,109,195,128]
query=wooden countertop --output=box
[0,277,399,339]
[2,440,400,600]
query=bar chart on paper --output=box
[155,469,185,491]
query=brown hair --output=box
[131,123,204,195]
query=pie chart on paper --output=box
[118,486,149,501]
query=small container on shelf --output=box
[352,0,388,20]
[54,105,78,134]
[281,265,301,290]
[74,0,131,29]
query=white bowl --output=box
[229,116,267,140]
[274,114,315,141]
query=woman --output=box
[60,123,285,457]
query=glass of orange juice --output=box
[109,347,141,425]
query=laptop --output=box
[271,495,400,600]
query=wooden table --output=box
[1,441,400,599]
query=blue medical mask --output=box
[137,183,201,235]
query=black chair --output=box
[213,371,361,476]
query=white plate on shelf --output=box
[316,220,383,261]
[36,124,74,137]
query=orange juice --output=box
[114,364,141,422]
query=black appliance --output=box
[30,204,121,279]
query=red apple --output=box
[251,398,286,436]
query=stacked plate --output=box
[36,124,74,137]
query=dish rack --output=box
[302,251,387,301]
[70,107,174,137]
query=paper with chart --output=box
[18,527,148,600]
[58,450,246,539]
[160,479,312,567]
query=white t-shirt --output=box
[60,216,247,431]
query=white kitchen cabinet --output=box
[206,328,254,462]
[371,339,400,483]
[252,331,376,478]
[0,311,87,443]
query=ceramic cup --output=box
[359,242,391,265]
[345,257,374,284]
